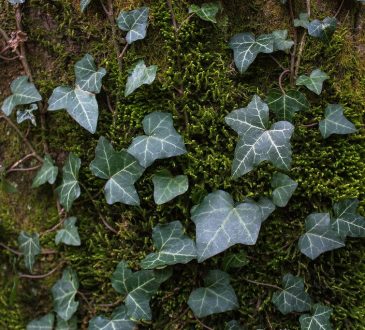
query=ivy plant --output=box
[307,17,337,41]
[188,2,220,23]
[296,69,329,95]
[16,103,37,126]
[299,304,333,330]
[116,7,149,44]
[32,155,58,188]
[125,60,157,96]
[88,305,135,330]
[18,231,41,272]
[271,172,298,207]
[55,217,81,246]
[26,313,54,330]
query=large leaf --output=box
[18,231,41,272]
[140,221,196,269]
[267,89,309,122]
[272,273,312,315]
[308,17,337,41]
[271,172,298,207]
[89,137,144,205]
[32,155,58,188]
[116,7,149,44]
[56,315,77,330]
[191,190,262,262]
[296,69,329,95]
[125,60,157,96]
[26,313,55,330]
[187,270,238,317]
[88,305,136,330]
[225,95,294,178]
[17,103,37,126]
[189,3,220,23]
[56,153,81,211]
[152,171,188,204]
[319,104,356,139]
[55,217,81,246]
[298,213,345,260]
[80,0,91,12]
[127,112,187,168]
[1,76,42,116]
[299,304,333,330]
[51,268,79,321]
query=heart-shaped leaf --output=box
[222,251,249,271]
[90,137,144,205]
[56,315,77,330]
[80,0,91,12]
[271,172,298,207]
[299,304,333,330]
[127,112,187,168]
[55,217,81,246]
[27,313,54,330]
[319,104,356,139]
[140,221,196,269]
[191,190,262,262]
[18,231,41,272]
[296,69,329,95]
[189,3,220,23]
[308,17,337,41]
[125,60,157,96]
[152,171,188,204]
[32,155,58,188]
[272,273,312,315]
[17,103,37,126]
[188,270,238,317]
[1,76,42,116]
[88,305,136,330]
[117,7,149,44]
[272,30,294,52]
[294,13,310,29]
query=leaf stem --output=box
[301,122,318,128]
[193,315,214,330]
[242,277,281,291]
[279,69,290,94]
[269,55,287,71]
[335,0,346,18]
[19,264,62,279]
[288,0,297,86]
[0,242,22,256]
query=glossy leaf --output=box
[32,155,58,188]
[294,12,310,29]
[187,270,238,317]
[55,217,81,246]
[80,0,91,12]
[152,171,188,204]
[56,315,77,330]
[308,17,337,41]
[296,69,329,95]
[189,3,220,23]
[26,313,54,330]
[125,60,157,96]
[140,221,196,269]
[271,172,298,207]
[127,112,187,167]
[18,231,41,272]
[222,251,249,271]
[117,7,149,44]
[17,103,37,126]
[88,305,136,330]
[299,304,333,330]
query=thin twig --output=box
[193,315,214,330]
[40,214,66,236]
[294,32,307,79]
[176,13,194,32]
[6,152,37,171]
[306,0,311,17]
[118,43,129,60]
[0,54,19,61]
[166,0,178,32]
[6,164,41,173]
[77,291,94,313]
[19,264,62,279]
[335,0,346,18]
[242,277,281,291]
[279,69,290,94]
[288,0,297,86]
[301,122,318,127]
[97,298,123,308]
[0,242,22,256]
[269,55,287,71]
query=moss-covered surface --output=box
[0,0,365,329]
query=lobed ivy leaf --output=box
[308,17,337,41]
[56,153,81,212]
[189,2,220,23]
[127,112,187,168]
[225,95,294,177]
[272,30,294,52]
[55,217,81,246]
[125,60,157,97]
[296,69,329,95]
[294,13,310,29]
[26,313,54,330]
[152,171,188,204]
[117,7,149,44]
[187,270,238,318]
[140,221,196,269]
[298,213,345,260]
[56,315,77,330]
[267,89,309,122]
[18,231,41,272]
[225,320,244,330]
[271,172,298,207]
[88,305,136,330]
[89,137,144,205]
[80,0,91,12]
[222,251,249,271]
[32,155,58,188]
[319,104,356,139]
[17,103,37,126]
[1,76,42,116]
[272,273,312,315]
[51,267,79,321]
[299,304,333,330]
[191,190,262,262]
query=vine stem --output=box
[193,315,214,330]
[279,69,290,94]
[6,152,38,172]
[6,164,41,173]
[19,264,62,279]
[0,242,22,256]
[269,55,287,71]
[335,0,346,18]
[77,291,94,313]
[301,122,318,127]
[242,278,282,291]
[97,298,123,308]
[306,0,311,17]
[166,0,178,32]
[288,0,297,86]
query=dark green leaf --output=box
[296,69,329,95]
[56,315,77,330]
[222,252,249,271]
[294,13,310,28]
[18,231,41,272]
[116,7,149,44]
[152,171,188,204]
[308,17,337,41]
[26,313,54,330]
[299,304,333,330]
[32,155,58,188]
[271,172,298,207]
[189,3,220,23]
[125,60,157,96]
[55,217,81,246]
[16,103,37,126]
[88,305,136,330]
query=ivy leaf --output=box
[225,320,244,330]
[187,270,238,317]
[331,199,365,238]
[55,217,81,246]
[32,155,58,188]
[17,103,37,126]
[189,3,220,23]
[140,221,196,269]
[308,17,337,41]
[18,231,41,272]
[152,171,188,205]
[191,190,262,262]
[299,304,333,330]
[125,60,157,97]
[294,13,310,29]
[222,251,249,271]
[296,69,329,95]
[56,315,77,330]
[88,305,136,330]
[245,196,276,222]
[116,7,149,44]
[8,0,26,4]
[127,112,187,168]
[80,0,91,12]
[271,172,298,207]
[272,30,294,52]
[225,95,294,178]
[1,76,42,116]
[56,153,81,212]
[75,54,106,94]
[0,176,17,193]
[267,89,309,122]
[51,267,79,321]
[319,104,356,139]
[272,273,312,315]
[26,313,54,330]
[298,213,345,260]
[89,137,144,205]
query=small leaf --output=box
[8,0,26,4]
[1,76,42,116]
[55,217,81,246]
[272,273,312,315]
[125,60,157,96]
[26,313,54,330]
[16,103,37,126]
[298,213,345,260]
[189,3,220,23]
[56,315,77,330]
[56,153,81,211]
[296,69,329,95]
[117,7,149,44]
[299,304,333,330]
[18,231,41,272]
[80,0,91,12]
[271,172,298,207]
[140,221,196,269]
[52,267,79,321]
[225,320,244,330]
[152,172,188,204]
[272,30,294,52]
[319,104,356,139]
[0,176,18,193]
[188,270,238,317]
[32,155,58,188]
[127,112,187,168]
[88,305,136,330]
[222,251,249,271]
[308,17,337,41]
[294,13,310,29]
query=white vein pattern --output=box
[75,54,106,93]
[117,7,149,44]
